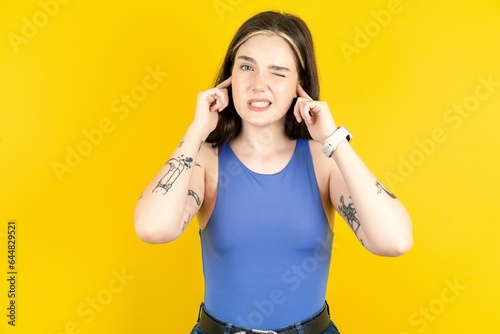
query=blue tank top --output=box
[200,139,333,329]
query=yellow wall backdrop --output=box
[1,0,499,333]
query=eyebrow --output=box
[236,55,291,72]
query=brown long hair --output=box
[206,11,320,149]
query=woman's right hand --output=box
[193,77,232,139]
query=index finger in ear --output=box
[297,83,312,100]
[216,76,232,89]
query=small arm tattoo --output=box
[375,179,397,199]
[187,189,201,206]
[339,195,361,234]
[153,155,193,194]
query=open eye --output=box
[241,64,253,71]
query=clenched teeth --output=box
[250,101,271,107]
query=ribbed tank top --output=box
[200,139,333,330]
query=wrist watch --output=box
[321,126,352,158]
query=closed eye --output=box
[269,65,289,78]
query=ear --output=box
[295,79,305,98]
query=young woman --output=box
[134,11,413,334]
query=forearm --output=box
[332,140,413,256]
[134,124,205,243]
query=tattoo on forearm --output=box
[339,195,361,234]
[187,189,201,206]
[178,139,184,148]
[375,179,397,199]
[152,155,193,194]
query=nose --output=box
[251,71,267,92]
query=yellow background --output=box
[1,0,499,333]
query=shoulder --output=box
[308,139,340,179]
[308,139,336,183]
[308,140,334,168]
[198,142,219,164]
[196,142,219,228]
[187,142,218,192]
[198,141,219,195]
[307,140,336,221]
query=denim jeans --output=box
[190,303,341,334]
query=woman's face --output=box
[231,34,300,128]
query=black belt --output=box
[198,304,330,334]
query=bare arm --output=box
[295,84,412,256]
[329,141,413,256]
[134,126,206,243]
[134,77,231,243]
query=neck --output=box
[234,121,290,153]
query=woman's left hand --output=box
[293,84,337,143]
